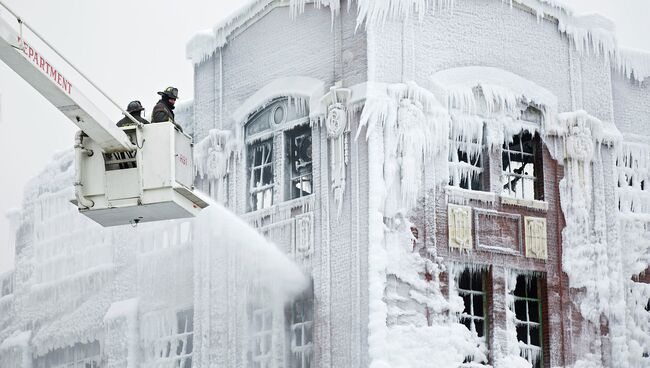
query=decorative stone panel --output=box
[448,204,473,250]
[474,209,522,255]
[524,217,548,260]
[321,85,352,216]
[295,212,313,258]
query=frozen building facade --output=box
[2,0,650,367]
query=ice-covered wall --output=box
[186,0,650,367]
[0,130,306,367]
[612,73,650,137]
[189,2,371,367]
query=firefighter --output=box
[152,86,183,132]
[116,100,149,127]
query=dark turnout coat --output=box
[151,99,183,132]
[116,114,149,127]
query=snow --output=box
[194,129,240,181]
[0,145,308,364]
[0,331,30,351]
[31,287,112,356]
[547,108,650,366]
[104,298,139,322]
[185,0,649,83]
[446,186,497,206]
[104,299,139,368]
[360,80,494,367]
[430,66,558,120]
[231,76,326,125]
[358,81,449,214]
[617,47,650,82]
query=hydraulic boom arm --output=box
[0,3,134,152]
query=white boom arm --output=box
[0,7,134,152]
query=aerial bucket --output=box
[73,123,209,227]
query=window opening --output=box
[502,132,542,200]
[512,274,543,368]
[104,129,138,170]
[249,292,273,368]
[457,268,488,362]
[448,132,484,190]
[175,309,194,368]
[104,151,137,170]
[287,125,313,199]
[288,283,314,368]
[143,308,194,368]
[248,139,274,211]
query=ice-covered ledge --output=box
[445,186,496,206]
[500,195,548,212]
[242,195,316,223]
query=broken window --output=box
[512,274,543,368]
[616,145,650,213]
[248,139,274,211]
[457,268,488,359]
[286,125,313,200]
[449,122,485,191]
[288,282,314,368]
[502,132,543,200]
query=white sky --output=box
[0,0,649,273]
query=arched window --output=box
[244,98,312,212]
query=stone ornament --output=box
[295,213,313,257]
[448,204,473,250]
[326,103,347,138]
[525,216,547,260]
[565,122,594,162]
[321,84,352,216]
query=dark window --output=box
[449,125,485,191]
[248,139,274,211]
[502,132,543,200]
[512,274,543,368]
[457,268,488,362]
[286,125,313,200]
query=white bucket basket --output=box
[74,123,208,227]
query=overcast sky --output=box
[0,0,649,273]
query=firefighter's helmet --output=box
[157,86,179,100]
[126,100,144,113]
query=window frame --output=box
[501,130,543,201]
[251,307,274,368]
[243,97,313,213]
[286,124,314,201]
[248,287,274,368]
[512,274,544,368]
[247,138,275,212]
[456,268,489,363]
[286,282,314,368]
[448,121,487,192]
